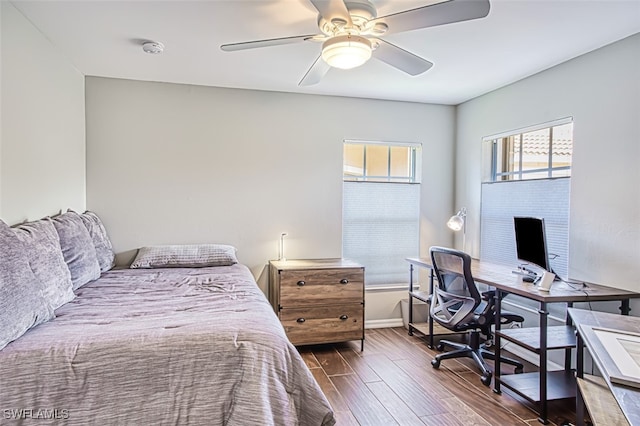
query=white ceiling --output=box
[11,0,640,105]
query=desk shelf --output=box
[497,325,576,353]
[408,290,430,304]
[408,321,461,337]
[500,371,576,403]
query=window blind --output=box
[480,177,570,316]
[480,177,570,276]
[343,181,420,287]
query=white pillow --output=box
[130,244,238,269]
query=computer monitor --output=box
[513,216,550,272]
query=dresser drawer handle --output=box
[296,281,306,286]
[340,279,349,284]
[339,315,349,321]
[296,318,306,323]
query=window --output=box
[486,119,573,182]
[480,118,573,320]
[342,140,421,288]
[343,142,419,183]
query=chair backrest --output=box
[429,246,482,330]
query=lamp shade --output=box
[447,207,467,232]
[447,215,464,231]
[322,35,372,70]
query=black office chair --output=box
[429,246,524,386]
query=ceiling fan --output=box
[221,0,490,86]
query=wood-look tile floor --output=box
[297,327,578,426]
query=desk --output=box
[406,257,640,425]
[569,308,640,425]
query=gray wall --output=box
[4,0,638,322]
[85,77,456,322]
[456,34,640,311]
[0,2,86,224]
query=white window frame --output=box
[342,140,422,290]
[484,117,573,183]
[343,140,422,184]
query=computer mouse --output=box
[523,275,536,283]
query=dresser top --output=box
[269,258,363,270]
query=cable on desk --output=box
[559,278,593,310]
[564,281,587,290]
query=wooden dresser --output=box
[269,259,365,350]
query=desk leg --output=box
[538,302,549,425]
[564,302,574,371]
[428,268,434,350]
[493,289,502,394]
[408,264,414,336]
[620,298,631,316]
[576,333,585,426]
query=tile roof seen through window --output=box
[520,134,573,156]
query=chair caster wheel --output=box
[481,374,492,386]
[431,358,440,369]
[436,343,445,352]
[514,366,524,374]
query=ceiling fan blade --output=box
[299,55,331,86]
[371,39,433,75]
[308,0,353,26]
[221,35,317,52]
[373,0,490,35]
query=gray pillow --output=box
[50,211,101,290]
[13,219,75,311]
[0,220,54,351]
[130,244,238,269]
[79,210,115,273]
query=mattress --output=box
[0,264,335,425]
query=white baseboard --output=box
[365,318,404,329]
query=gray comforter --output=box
[0,264,335,425]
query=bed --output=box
[0,213,335,425]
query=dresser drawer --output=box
[269,259,365,349]
[279,268,363,306]
[280,304,364,346]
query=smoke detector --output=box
[142,41,164,54]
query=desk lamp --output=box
[278,232,288,261]
[447,207,467,253]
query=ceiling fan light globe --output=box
[321,35,372,70]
